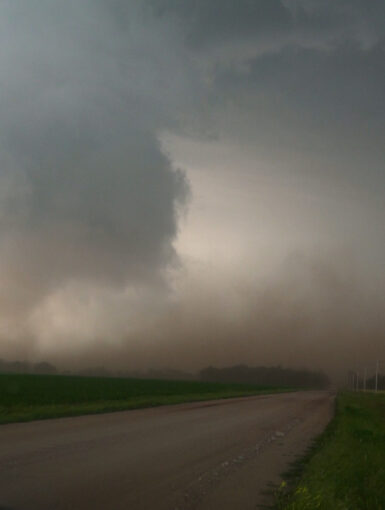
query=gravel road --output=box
[0,391,333,510]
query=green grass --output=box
[0,372,291,425]
[276,392,385,510]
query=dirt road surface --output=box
[0,391,333,510]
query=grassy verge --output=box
[276,392,385,510]
[0,372,291,425]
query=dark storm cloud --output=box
[159,0,385,192]
[151,0,290,47]
[0,1,190,304]
[151,0,385,50]
[207,41,385,191]
[0,0,197,361]
[148,0,385,190]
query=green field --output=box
[276,392,385,510]
[0,372,290,425]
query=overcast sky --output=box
[0,1,384,379]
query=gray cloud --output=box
[154,0,385,195]
[207,42,385,193]
[151,0,385,53]
[0,1,190,307]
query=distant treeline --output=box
[0,359,195,381]
[200,364,330,389]
[78,367,196,380]
[0,359,57,375]
[0,358,330,388]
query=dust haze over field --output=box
[0,1,384,380]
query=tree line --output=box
[0,359,57,375]
[0,358,330,388]
[0,359,195,380]
[199,364,330,388]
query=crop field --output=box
[277,392,385,509]
[0,372,290,425]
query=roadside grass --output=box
[0,372,292,425]
[275,392,385,510]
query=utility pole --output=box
[375,360,379,393]
[363,366,367,392]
